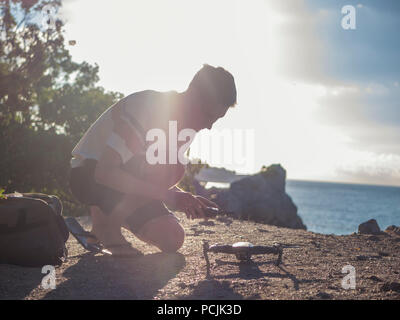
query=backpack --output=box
[0,192,69,267]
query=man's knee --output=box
[159,219,185,253]
[139,215,185,253]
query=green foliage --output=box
[0,0,123,215]
[0,188,7,199]
[177,159,208,194]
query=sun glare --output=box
[59,0,398,185]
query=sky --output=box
[55,0,399,186]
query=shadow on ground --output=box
[177,279,244,300]
[43,252,186,299]
[0,264,43,299]
[205,259,304,291]
[176,260,303,299]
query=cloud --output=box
[311,0,400,83]
[262,0,333,84]
[334,152,400,186]
[267,0,400,185]
[315,82,400,149]
[234,0,400,185]
[270,0,400,85]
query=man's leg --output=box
[89,205,130,246]
[90,163,186,253]
[90,194,184,254]
[131,214,185,253]
[91,200,185,253]
[121,198,185,253]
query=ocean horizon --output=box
[205,179,400,235]
[286,179,400,235]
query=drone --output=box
[201,206,284,267]
[203,240,283,278]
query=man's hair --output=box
[187,64,237,109]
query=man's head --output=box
[185,64,237,131]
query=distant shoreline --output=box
[203,177,400,190]
[195,167,400,189]
[287,179,400,189]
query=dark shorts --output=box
[68,158,175,233]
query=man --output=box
[69,64,237,256]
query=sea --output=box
[205,180,400,235]
[286,180,400,235]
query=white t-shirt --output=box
[70,90,193,169]
[70,90,157,168]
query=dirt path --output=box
[1,213,399,300]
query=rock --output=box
[212,164,306,230]
[385,225,400,235]
[358,219,381,235]
[199,220,215,227]
[315,291,332,299]
[380,281,400,293]
[369,276,382,282]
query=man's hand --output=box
[194,195,221,210]
[163,190,208,220]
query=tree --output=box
[0,0,123,215]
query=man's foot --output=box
[90,223,142,257]
[103,243,143,258]
[64,217,111,254]
[90,206,142,257]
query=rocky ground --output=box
[1,212,399,300]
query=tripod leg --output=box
[203,240,211,279]
[276,247,283,266]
